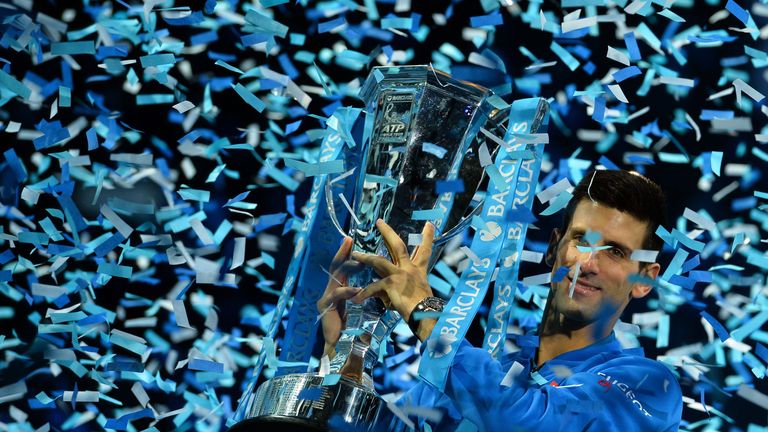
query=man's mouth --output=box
[567,277,601,294]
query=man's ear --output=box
[545,228,562,267]
[630,262,660,299]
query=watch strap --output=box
[407,296,446,333]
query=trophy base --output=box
[230,373,400,432]
[230,416,326,432]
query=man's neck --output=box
[535,315,613,368]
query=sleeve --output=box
[394,377,464,431]
[438,342,683,432]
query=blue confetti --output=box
[624,32,641,61]
[700,311,731,342]
[470,12,503,27]
[612,66,642,83]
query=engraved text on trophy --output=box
[378,93,414,144]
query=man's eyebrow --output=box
[568,228,586,236]
[603,239,632,254]
[569,227,633,253]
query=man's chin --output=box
[552,296,598,320]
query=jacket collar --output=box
[526,331,625,372]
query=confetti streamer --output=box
[550,41,580,71]
[412,209,443,221]
[51,41,95,55]
[100,205,134,237]
[232,83,266,112]
[629,249,659,263]
[606,46,630,66]
[0,69,31,100]
[568,262,581,298]
[624,31,641,61]
[522,272,552,286]
[284,158,345,177]
[537,177,573,203]
[700,311,730,342]
[736,384,768,410]
[613,66,642,83]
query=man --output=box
[318,170,683,431]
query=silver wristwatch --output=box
[407,296,446,332]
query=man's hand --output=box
[351,219,437,341]
[316,236,364,359]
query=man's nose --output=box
[575,248,599,273]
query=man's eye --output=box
[610,248,625,258]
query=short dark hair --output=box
[560,170,668,253]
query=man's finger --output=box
[328,261,365,287]
[412,222,435,269]
[332,286,363,304]
[351,252,398,277]
[351,280,388,304]
[376,219,409,265]
[329,236,353,272]
[317,286,362,312]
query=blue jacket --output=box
[395,333,682,431]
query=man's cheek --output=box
[563,249,578,265]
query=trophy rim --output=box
[358,64,491,104]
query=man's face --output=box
[549,200,659,326]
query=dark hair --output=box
[560,170,668,254]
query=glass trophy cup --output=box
[231,65,514,431]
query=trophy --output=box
[231,65,534,431]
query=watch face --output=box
[423,297,444,310]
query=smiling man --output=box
[318,170,683,431]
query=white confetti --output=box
[537,177,573,204]
[606,46,630,66]
[173,100,195,113]
[231,237,246,269]
[629,249,659,263]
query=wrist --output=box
[415,318,438,342]
[407,296,446,340]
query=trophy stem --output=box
[328,298,401,387]
[229,300,403,431]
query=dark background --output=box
[0,0,766,430]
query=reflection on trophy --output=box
[231,65,518,431]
